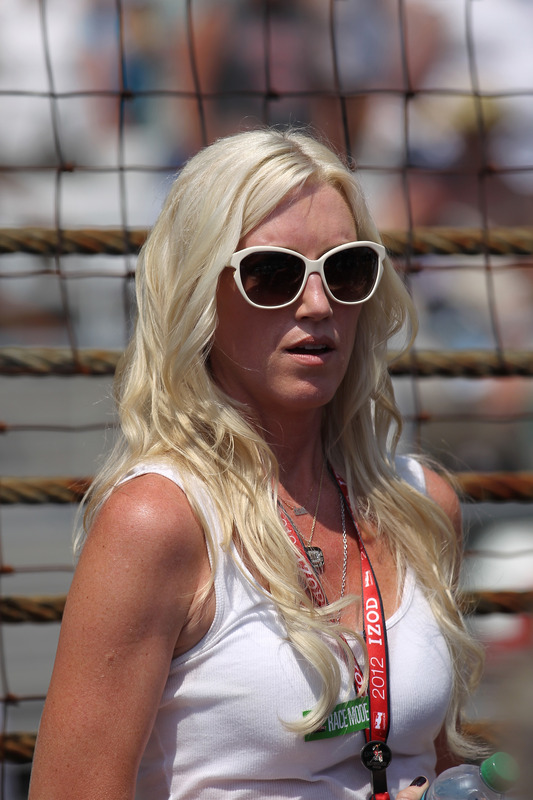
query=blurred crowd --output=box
[0,0,532,545]
[0,0,532,463]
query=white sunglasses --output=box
[228,241,385,309]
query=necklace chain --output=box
[305,461,325,547]
[278,463,322,517]
[339,495,348,600]
[277,480,348,607]
[277,461,325,570]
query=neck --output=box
[240,403,328,493]
[271,429,325,501]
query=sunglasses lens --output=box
[239,252,305,307]
[324,246,379,302]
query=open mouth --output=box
[288,344,332,355]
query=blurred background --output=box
[0,0,532,796]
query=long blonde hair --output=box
[78,128,483,750]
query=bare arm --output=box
[29,474,212,800]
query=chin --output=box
[281,387,337,411]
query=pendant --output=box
[305,546,325,573]
[294,506,308,516]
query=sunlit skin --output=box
[210,183,362,449]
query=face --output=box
[210,183,362,427]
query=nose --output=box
[295,272,333,320]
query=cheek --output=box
[214,315,261,365]
[341,307,362,353]
[211,272,271,375]
[214,271,246,346]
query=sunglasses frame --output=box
[228,241,386,309]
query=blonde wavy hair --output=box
[77,128,483,751]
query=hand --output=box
[395,775,429,800]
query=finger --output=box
[396,775,429,800]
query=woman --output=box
[29,129,484,799]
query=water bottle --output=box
[422,752,519,800]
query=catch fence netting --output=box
[0,1,532,796]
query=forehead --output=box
[240,184,357,252]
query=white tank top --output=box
[126,457,452,800]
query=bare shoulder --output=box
[422,465,462,541]
[86,471,206,564]
[69,471,212,649]
[74,472,214,645]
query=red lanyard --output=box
[333,470,392,800]
[278,468,392,800]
